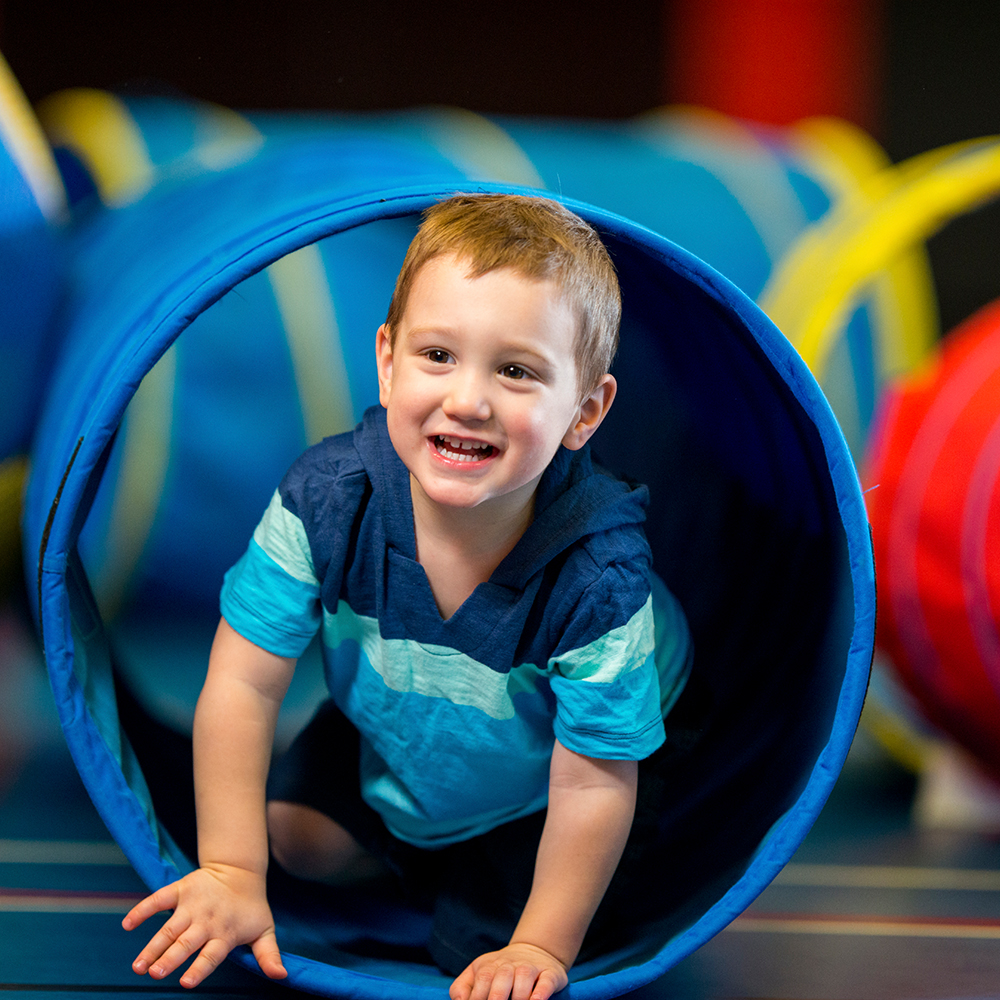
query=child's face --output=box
[377,254,613,519]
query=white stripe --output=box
[775,863,1000,891]
[554,597,654,683]
[254,491,318,585]
[731,915,1000,939]
[325,602,539,720]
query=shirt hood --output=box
[356,405,649,590]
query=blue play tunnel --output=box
[23,134,874,998]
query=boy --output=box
[124,194,691,1000]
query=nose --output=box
[443,369,491,422]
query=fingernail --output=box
[150,966,164,978]
[132,959,147,974]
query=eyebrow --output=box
[400,325,456,344]
[507,349,558,378]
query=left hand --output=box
[123,864,286,988]
[449,942,568,1000]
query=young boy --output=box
[124,194,691,1000]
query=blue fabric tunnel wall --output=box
[23,135,874,999]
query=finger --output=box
[528,968,565,1000]
[512,964,542,1000]
[251,930,288,980]
[476,963,514,1000]
[145,924,208,981]
[178,938,231,989]
[131,912,193,975]
[489,965,517,1000]
[123,885,179,931]
[449,962,477,1000]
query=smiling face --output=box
[377,253,615,525]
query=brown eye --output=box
[426,349,452,364]
[501,365,528,380]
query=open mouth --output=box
[433,435,497,462]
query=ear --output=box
[376,324,394,407]
[562,374,617,451]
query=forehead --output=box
[412,252,550,292]
[402,253,580,334]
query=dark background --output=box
[2,0,997,334]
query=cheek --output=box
[386,382,441,448]
[510,406,568,457]
[385,392,418,443]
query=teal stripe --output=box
[252,491,317,584]
[221,545,321,657]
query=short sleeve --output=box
[220,490,322,658]
[548,561,666,761]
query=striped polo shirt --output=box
[221,407,690,847]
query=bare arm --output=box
[124,617,297,988]
[450,740,637,1000]
[194,617,295,877]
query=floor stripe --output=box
[0,986,274,993]
[732,912,1000,939]
[0,889,142,914]
[0,840,129,866]
[775,862,1000,891]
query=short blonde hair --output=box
[385,194,621,395]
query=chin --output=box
[422,485,493,510]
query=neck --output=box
[410,475,536,563]
[409,477,535,618]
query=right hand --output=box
[123,863,287,989]
[449,941,569,1000]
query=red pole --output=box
[664,0,884,131]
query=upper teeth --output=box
[440,436,490,450]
